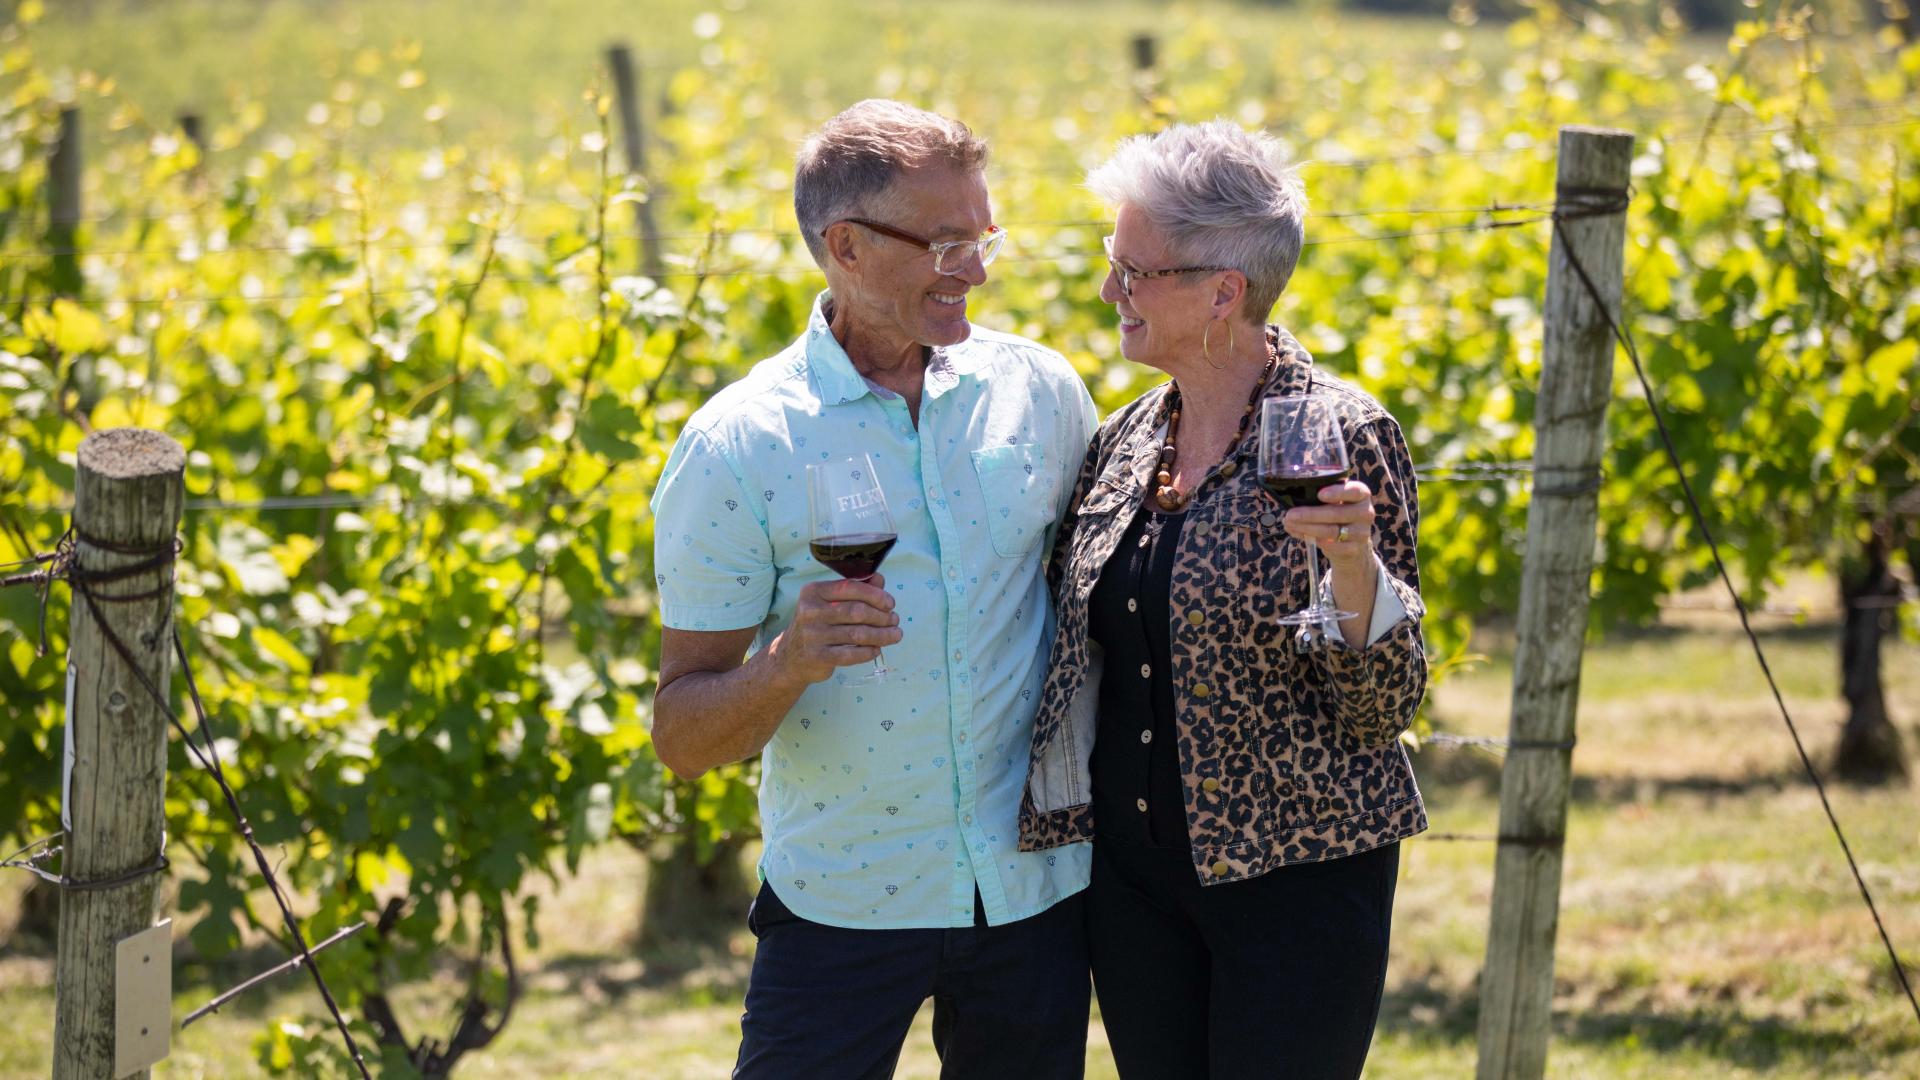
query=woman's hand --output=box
[1283,480,1380,644]
[1282,480,1376,572]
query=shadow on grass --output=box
[1411,744,1812,804]
[1378,969,1909,1069]
[534,944,751,1005]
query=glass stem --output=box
[1307,540,1328,639]
[861,573,888,677]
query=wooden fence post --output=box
[53,429,187,1080]
[1130,32,1157,72]
[49,105,83,298]
[605,43,665,279]
[178,112,206,167]
[1474,125,1634,1080]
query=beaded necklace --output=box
[1152,345,1281,512]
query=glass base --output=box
[1277,605,1358,627]
[836,664,890,686]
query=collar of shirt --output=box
[806,291,978,406]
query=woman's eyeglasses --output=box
[1103,234,1232,297]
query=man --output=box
[648,100,1098,1079]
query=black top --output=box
[1088,505,1190,848]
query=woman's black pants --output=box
[1087,837,1400,1080]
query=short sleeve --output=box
[1042,360,1100,555]
[649,427,777,632]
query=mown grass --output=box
[32,0,1507,162]
[4,616,1916,1077]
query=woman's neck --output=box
[1172,332,1271,444]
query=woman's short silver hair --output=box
[795,100,989,268]
[1088,120,1308,323]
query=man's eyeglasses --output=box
[828,218,1007,275]
[1103,234,1232,297]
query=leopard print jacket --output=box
[1019,327,1428,885]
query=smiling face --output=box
[828,163,993,359]
[1101,202,1222,375]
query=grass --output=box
[30,0,1506,162]
[3,614,1916,1077]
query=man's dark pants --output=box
[732,883,1090,1079]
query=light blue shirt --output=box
[651,292,1098,929]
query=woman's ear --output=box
[1213,270,1249,321]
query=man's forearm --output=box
[653,639,809,779]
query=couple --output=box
[650,100,1427,1080]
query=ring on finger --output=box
[1336,523,1352,543]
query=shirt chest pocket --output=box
[1212,494,1312,620]
[970,443,1056,557]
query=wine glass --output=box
[1258,396,1358,650]
[806,454,896,684]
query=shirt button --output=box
[1127,598,1138,613]
[1192,682,1211,699]
[1202,777,1221,793]
[1186,610,1204,626]
[954,650,964,662]
[1136,798,1148,813]
[1211,860,1231,877]
[959,732,968,743]
[1260,512,1278,528]
[1194,521,1211,537]
[1139,663,1151,679]
[1140,729,1153,745]
[964,815,973,825]
[948,568,958,580]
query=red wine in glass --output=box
[1257,396,1358,647]
[810,532,898,581]
[1260,466,1354,505]
[806,454,895,683]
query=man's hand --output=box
[768,574,904,686]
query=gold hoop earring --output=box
[1202,318,1233,369]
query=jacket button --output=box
[1219,461,1237,478]
[1192,682,1211,699]
[1260,512,1278,528]
[1201,777,1220,793]
[1186,610,1204,626]
[1194,521,1211,537]
[1127,598,1138,613]
[1140,663,1152,679]
[1210,860,1230,877]
[1136,798,1149,813]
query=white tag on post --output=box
[61,658,76,832]
[114,919,172,1077]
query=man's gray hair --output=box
[1088,120,1308,323]
[795,100,989,267]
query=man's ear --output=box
[824,222,861,274]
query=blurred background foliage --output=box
[1,0,1916,1072]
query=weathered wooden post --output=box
[53,428,186,1080]
[178,112,206,167]
[1130,32,1157,72]
[177,113,204,154]
[49,105,83,298]
[605,43,665,279]
[1474,125,1633,1080]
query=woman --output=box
[1020,121,1427,1078]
